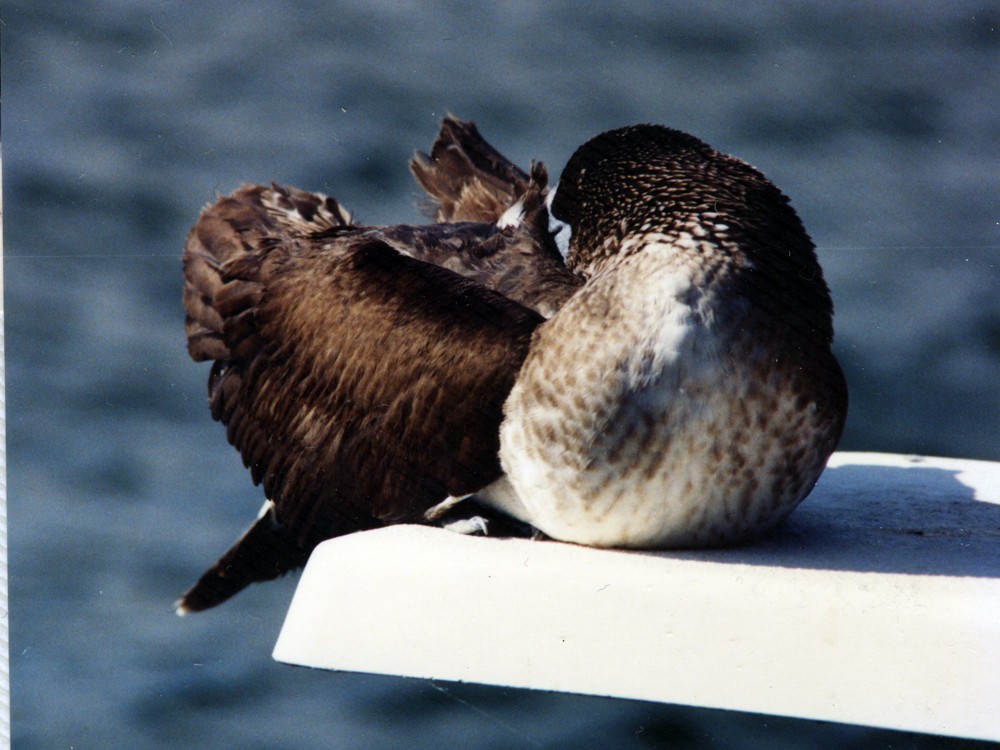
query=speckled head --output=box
[549,124,835,345]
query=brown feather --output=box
[410,115,532,223]
[179,182,545,610]
[241,236,543,535]
[179,118,847,612]
[176,505,310,614]
[371,206,582,318]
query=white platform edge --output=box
[273,452,1000,741]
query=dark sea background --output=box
[4,2,999,748]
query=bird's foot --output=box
[441,515,490,536]
[423,493,473,522]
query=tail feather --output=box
[176,504,312,614]
[411,116,536,223]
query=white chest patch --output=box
[493,240,824,550]
[545,185,572,259]
[496,198,525,229]
[498,245,706,541]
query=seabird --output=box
[177,117,847,613]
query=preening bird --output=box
[177,117,846,613]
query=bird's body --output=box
[178,117,846,613]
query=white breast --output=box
[498,244,699,541]
[495,241,824,548]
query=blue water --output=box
[5,2,999,748]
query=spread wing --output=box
[411,115,532,223]
[402,116,583,316]
[180,183,542,610]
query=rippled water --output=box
[5,2,999,748]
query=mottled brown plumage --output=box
[499,125,846,546]
[178,118,846,613]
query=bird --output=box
[177,116,847,613]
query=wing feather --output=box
[411,115,531,223]
[183,186,543,552]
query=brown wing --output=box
[373,217,582,319]
[410,115,533,223]
[398,116,583,316]
[180,184,542,610]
